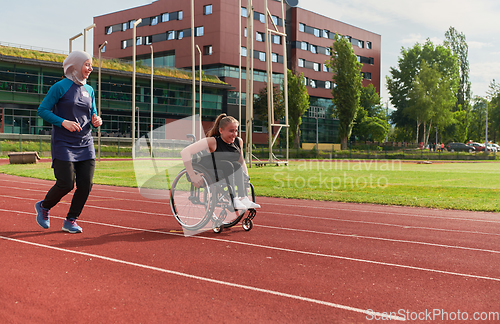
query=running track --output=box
[1,172,500,323]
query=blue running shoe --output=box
[35,201,50,229]
[62,219,83,234]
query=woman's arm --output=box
[180,137,216,187]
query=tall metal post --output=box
[98,41,107,162]
[191,0,196,138]
[69,33,82,53]
[265,0,273,162]
[150,45,154,158]
[132,18,142,159]
[486,101,489,148]
[281,0,289,163]
[238,0,242,136]
[245,0,254,165]
[83,24,96,53]
[196,45,203,138]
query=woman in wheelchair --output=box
[180,113,260,212]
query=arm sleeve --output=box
[37,83,65,128]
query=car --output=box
[469,142,494,152]
[446,142,476,153]
[487,143,499,152]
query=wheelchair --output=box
[169,159,257,234]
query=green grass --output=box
[1,159,499,212]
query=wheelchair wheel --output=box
[170,168,215,231]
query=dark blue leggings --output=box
[200,159,246,197]
[42,159,95,220]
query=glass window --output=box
[310,45,317,54]
[325,81,331,89]
[244,28,247,38]
[177,30,184,40]
[145,36,152,45]
[136,37,142,46]
[323,64,329,72]
[106,26,113,34]
[129,20,136,29]
[367,41,372,49]
[299,23,305,32]
[204,4,213,15]
[272,15,278,26]
[323,30,329,38]
[122,23,128,31]
[167,30,176,40]
[310,79,316,88]
[358,40,364,48]
[151,16,158,26]
[313,63,320,71]
[314,28,320,37]
[298,58,304,67]
[241,7,247,17]
[259,52,266,61]
[272,35,281,45]
[178,11,183,20]
[256,32,264,42]
[122,40,127,49]
[102,45,106,52]
[204,45,213,55]
[259,13,265,23]
[196,26,204,37]
[162,13,170,22]
[301,42,307,50]
[325,47,331,56]
[272,53,278,63]
[241,46,247,57]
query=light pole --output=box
[98,41,107,162]
[132,18,142,159]
[435,126,437,148]
[485,100,489,149]
[191,0,196,138]
[150,45,154,158]
[69,33,82,53]
[196,45,202,139]
[83,24,96,53]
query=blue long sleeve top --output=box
[37,78,98,162]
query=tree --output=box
[254,84,285,125]
[387,39,459,143]
[327,33,363,149]
[285,69,309,148]
[352,84,390,141]
[444,27,471,113]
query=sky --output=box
[1,0,499,107]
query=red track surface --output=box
[1,172,500,323]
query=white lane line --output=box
[0,235,404,321]
[3,210,500,284]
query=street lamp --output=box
[97,41,107,162]
[150,45,154,158]
[83,24,96,53]
[196,45,202,139]
[132,18,142,159]
[69,33,83,53]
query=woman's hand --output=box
[189,172,205,188]
[92,114,103,127]
[62,120,82,132]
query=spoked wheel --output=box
[170,168,215,231]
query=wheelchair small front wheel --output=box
[242,218,253,231]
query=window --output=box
[313,63,320,71]
[106,26,113,35]
[259,52,266,61]
[258,12,265,23]
[310,45,317,54]
[204,4,213,15]
[272,35,281,45]
[256,32,264,42]
[121,40,127,49]
[177,30,184,40]
[298,58,304,67]
[162,13,170,22]
[204,45,213,55]
[367,41,372,49]
[310,79,316,88]
[129,20,136,29]
[299,23,305,32]
[122,23,127,31]
[325,47,331,56]
[272,53,278,63]
[314,28,320,37]
[325,81,331,89]
[244,28,247,38]
[323,30,329,38]
[241,46,247,57]
[145,36,152,45]
[167,31,176,40]
[272,15,278,26]
[301,42,308,50]
[358,40,364,48]
[178,11,183,20]
[151,16,158,26]
[196,26,204,37]
[136,37,142,46]
[101,45,106,53]
[241,7,247,17]
[323,64,329,72]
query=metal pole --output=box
[486,101,489,148]
[281,0,289,163]
[150,45,154,158]
[98,41,107,163]
[83,24,96,53]
[196,45,202,138]
[266,0,273,163]
[132,18,142,159]
[316,117,319,152]
[191,0,196,138]
[238,0,242,136]
[69,33,83,53]
[245,0,253,165]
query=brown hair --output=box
[206,113,239,137]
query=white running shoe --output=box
[240,196,261,209]
[232,198,248,211]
